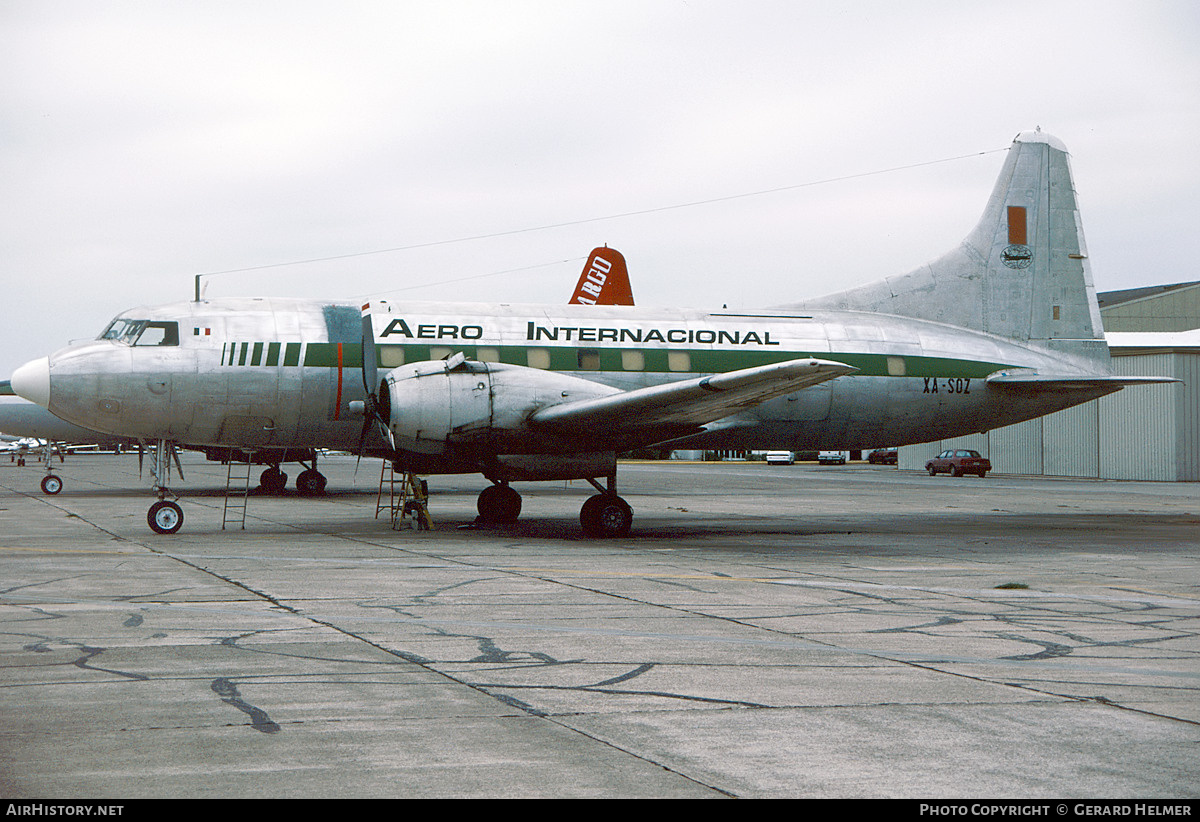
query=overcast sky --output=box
[3,0,1198,378]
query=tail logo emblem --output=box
[1001,244,1033,269]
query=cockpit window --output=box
[100,319,141,342]
[99,319,179,346]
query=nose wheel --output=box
[40,474,63,495]
[148,500,184,534]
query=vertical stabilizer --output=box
[787,131,1107,361]
[570,247,634,306]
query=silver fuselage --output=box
[35,296,1113,470]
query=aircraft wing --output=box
[530,357,855,446]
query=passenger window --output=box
[621,350,644,371]
[667,351,691,372]
[577,349,600,370]
[527,348,551,369]
[380,346,405,368]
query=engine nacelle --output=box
[379,357,619,456]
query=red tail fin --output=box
[569,247,634,306]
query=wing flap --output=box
[530,358,855,438]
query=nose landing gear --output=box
[144,439,184,535]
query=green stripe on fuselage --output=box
[225,341,1009,378]
[294,342,1009,378]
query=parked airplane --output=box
[0,248,637,500]
[0,431,65,492]
[9,131,1173,535]
[0,435,44,461]
[0,398,142,494]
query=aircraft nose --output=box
[11,357,51,407]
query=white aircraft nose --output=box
[11,357,51,407]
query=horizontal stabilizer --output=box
[986,371,1179,392]
[531,358,855,441]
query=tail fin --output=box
[570,247,635,306]
[789,131,1108,362]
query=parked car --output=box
[867,448,898,465]
[925,449,991,477]
[818,450,848,465]
[765,451,795,465]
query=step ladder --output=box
[376,461,433,531]
[222,449,254,530]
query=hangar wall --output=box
[1098,281,1200,332]
[899,282,1198,482]
[898,349,1198,481]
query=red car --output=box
[925,449,991,477]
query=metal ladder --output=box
[222,449,253,530]
[376,461,433,531]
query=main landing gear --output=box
[579,475,633,538]
[476,481,522,524]
[296,465,328,495]
[256,456,327,496]
[258,465,288,494]
[472,474,634,538]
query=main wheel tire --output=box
[580,494,633,538]
[296,469,327,496]
[258,467,288,494]
[477,483,521,523]
[41,474,63,495]
[148,500,184,534]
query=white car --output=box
[765,451,795,465]
[818,450,848,465]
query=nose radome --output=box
[11,357,50,407]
